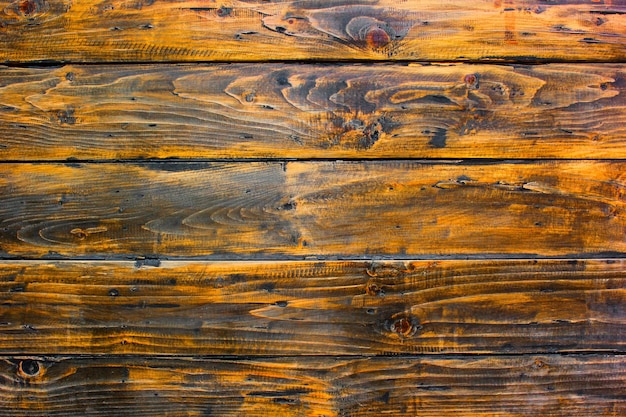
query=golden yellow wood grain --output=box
[0,63,624,160]
[0,0,625,63]
[0,260,624,355]
[0,161,624,258]
[2,0,625,414]
[0,354,624,416]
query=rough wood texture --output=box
[0,355,624,416]
[1,0,626,63]
[1,63,625,160]
[3,0,626,414]
[0,161,624,259]
[0,260,624,355]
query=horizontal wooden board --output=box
[0,354,624,416]
[0,259,625,355]
[0,161,625,259]
[1,0,626,63]
[1,63,625,160]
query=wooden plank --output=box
[0,161,625,258]
[1,63,626,160]
[0,260,624,355]
[1,0,626,63]
[0,354,624,416]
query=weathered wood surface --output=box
[0,355,624,416]
[2,2,625,416]
[0,260,624,355]
[0,161,624,259]
[1,63,625,160]
[1,0,626,63]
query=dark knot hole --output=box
[19,360,40,377]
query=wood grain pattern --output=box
[3,0,625,414]
[0,354,624,416]
[1,0,626,63]
[0,161,624,259]
[1,63,625,160]
[0,260,624,355]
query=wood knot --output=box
[18,0,48,16]
[19,0,41,16]
[18,0,36,15]
[386,313,420,339]
[18,359,40,377]
[365,280,384,296]
[366,27,390,49]
[216,6,231,17]
[464,74,479,89]
[343,10,417,49]
[9,0,49,18]
[56,108,76,125]
[244,92,255,103]
[70,228,87,240]
[70,226,108,240]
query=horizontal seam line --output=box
[2,254,626,261]
[3,59,626,68]
[1,158,626,164]
[2,352,626,359]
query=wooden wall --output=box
[1,0,625,415]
